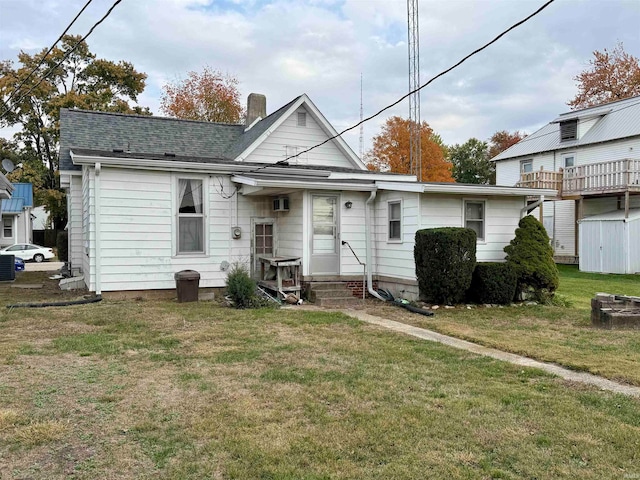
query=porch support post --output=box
[575,197,584,258]
[624,190,630,219]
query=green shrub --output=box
[504,215,559,302]
[225,263,256,309]
[56,231,68,262]
[468,262,517,305]
[414,227,477,305]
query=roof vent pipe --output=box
[246,93,266,127]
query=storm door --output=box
[310,194,339,274]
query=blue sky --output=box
[1,0,639,153]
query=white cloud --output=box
[0,0,639,152]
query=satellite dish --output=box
[1,158,15,173]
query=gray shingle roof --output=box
[59,109,245,171]
[492,95,640,161]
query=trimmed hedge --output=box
[468,262,517,305]
[504,215,559,301]
[414,227,476,305]
[56,231,68,262]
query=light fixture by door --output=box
[344,201,353,209]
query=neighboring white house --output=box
[492,95,640,271]
[59,93,554,299]
[0,183,33,248]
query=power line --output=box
[281,0,556,165]
[1,0,95,111]
[1,0,124,121]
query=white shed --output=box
[579,209,640,274]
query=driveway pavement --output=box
[25,261,64,272]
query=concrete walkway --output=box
[343,309,640,399]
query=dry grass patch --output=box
[366,266,640,385]
[14,419,69,446]
[0,275,639,479]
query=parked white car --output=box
[0,244,55,262]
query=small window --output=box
[560,120,577,142]
[297,112,307,127]
[177,179,204,254]
[388,201,401,241]
[2,217,12,238]
[563,155,575,168]
[521,160,533,173]
[465,201,485,242]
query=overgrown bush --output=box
[225,263,256,309]
[414,227,477,305]
[56,231,68,262]
[504,215,559,302]
[468,262,517,305]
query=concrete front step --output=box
[316,296,364,308]
[309,289,353,301]
[309,282,350,290]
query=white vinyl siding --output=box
[277,190,303,261]
[244,107,357,169]
[68,174,84,277]
[340,191,369,276]
[78,168,270,292]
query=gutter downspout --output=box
[95,163,101,296]
[521,195,544,218]
[365,189,384,300]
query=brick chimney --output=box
[245,93,266,127]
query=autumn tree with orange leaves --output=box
[160,67,244,123]
[488,130,526,159]
[366,116,453,182]
[568,42,640,110]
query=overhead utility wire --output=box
[1,0,124,120]
[1,0,95,111]
[279,0,556,165]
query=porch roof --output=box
[232,173,376,195]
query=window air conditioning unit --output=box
[273,196,290,212]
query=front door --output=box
[310,194,339,275]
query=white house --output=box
[59,94,554,299]
[0,183,33,248]
[492,96,640,272]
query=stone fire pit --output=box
[591,293,640,329]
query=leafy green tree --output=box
[449,138,494,184]
[0,35,149,228]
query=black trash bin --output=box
[175,270,200,303]
[0,254,15,281]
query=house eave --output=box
[231,175,376,192]
[376,181,556,197]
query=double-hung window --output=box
[521,159,533,173]
[464,200,485,242]
[388,201,401,241]
[177,178,204,254]
[2,217,12,239]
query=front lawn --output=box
[0,276,639,479]
[369,265,640,385]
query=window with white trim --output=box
[563,154,575,168]
[388,201,401,241]
[2,217,12,239]
[521,159,533,173]
[177,178,204,254]
[464,200,485,242]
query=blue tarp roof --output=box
[1,183,32,213]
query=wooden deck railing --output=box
[517,168,563,195]
[517,158,640,197]
[563,158,640,195]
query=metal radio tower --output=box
[359,73,364,160]
[407,0,421,181]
